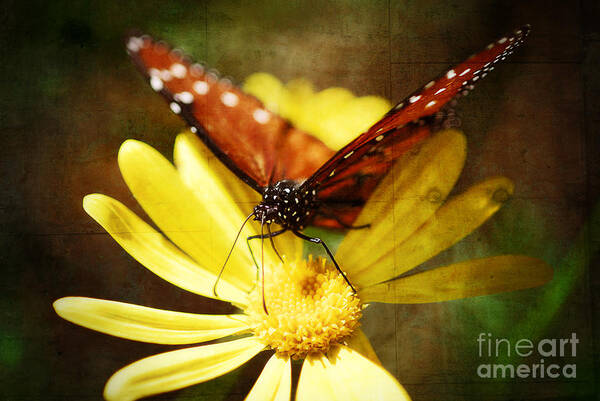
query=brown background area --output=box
[1,0,599,400]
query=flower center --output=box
[244,256,362,359]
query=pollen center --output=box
[244,256,362,359]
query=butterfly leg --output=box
[292,230,357,293]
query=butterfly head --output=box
[253,180,318,229]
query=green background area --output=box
[1,0,599,400]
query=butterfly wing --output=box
[305,25,531,227]
[310,122,432,228]
[125,35,334,192]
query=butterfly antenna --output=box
[260,218,269,314]
[213,211,255,298]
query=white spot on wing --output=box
[425,80,435,89]
[409,95,421,103]
[150,76,163,91]
[498,37,507,44]
[160,70,172,81]
[344,151,354,159]
[426,100,436,108]
[376,135,384,142]
[253,108,271,124]
[170,63,187,79]
[169,102,181,114]
[126,37,143,52]
[446,70,457,79]
[459,68,471,77]
[175,91,194,104]
[434,88,446,95]
[193,81,209,95]
[221,91,239,107]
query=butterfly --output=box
[126,25,530,297]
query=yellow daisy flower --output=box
[54,132,410,401]
[53,78,552,401]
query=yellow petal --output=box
[296,354,337,401]
[104,337,265,401]
[345,328,381,366]
[326,346,412,401]
[297,348,411,401]
[312,87,355,112]
[360,255,553,304]
[279,78,315,123]
[53,297,250,344]
[338,129,466,277]
[319,96,391,150]
[174,132,302,266]
[245,353,291,401]
[174,131,260,217]
[83,194,248,306]
[353,176,514,287]
[118,139,257,290]
[301,88,355,149]
[242,73,285,113]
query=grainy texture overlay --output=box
[1,1,598,400]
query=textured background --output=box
[1,0,599,400]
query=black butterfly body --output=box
[254,180,318,229]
